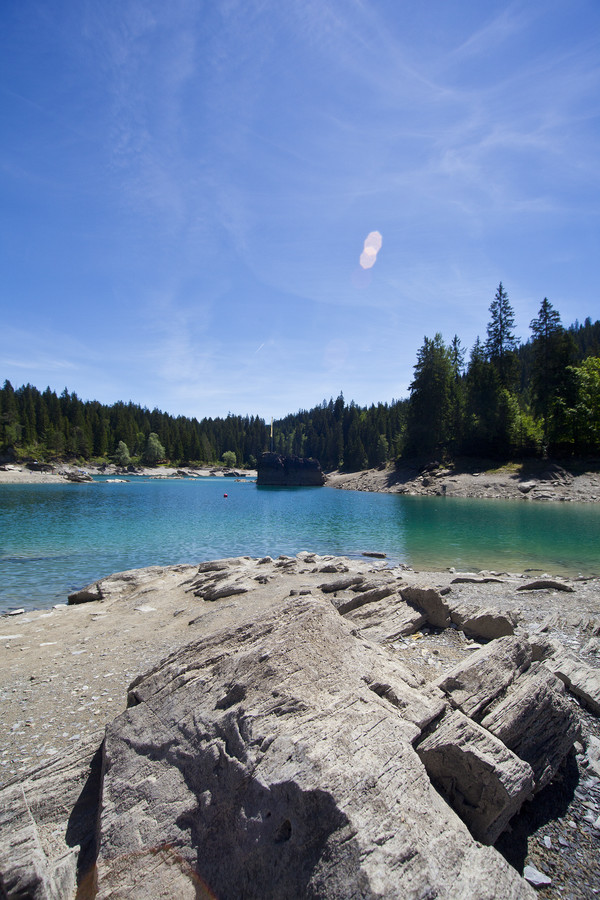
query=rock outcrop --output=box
[257,452,325,486]
[2,553,597,898]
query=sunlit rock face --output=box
[257,452,325,486]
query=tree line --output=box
[404,286,600,460]
[1,285,599,470]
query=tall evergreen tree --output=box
[448,335,465,453]
[485,282,519,388]
[529,298,575,449]
[405,334,453,457]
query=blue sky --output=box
[1,1,599,420]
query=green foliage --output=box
[485,282,519,389]
[1,292,598,469]
[405,334,454,457]
[221,450,236,467]
[529,298,576,450]
[564,356,600,453]
[143,433,166,466]
[114,441,131,467]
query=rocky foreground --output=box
[1,554,600,898]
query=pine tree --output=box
[405,334,454,457]
[530,298,576,450]
[485,282,519,388]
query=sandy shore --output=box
[0,464,257,484]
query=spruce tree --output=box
[530,298,576,450]
[485,282,519,388]
[405,334,453,457]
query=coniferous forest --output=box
[1,286,599,471]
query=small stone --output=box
[523,864,552,887]
[542,835,552,849]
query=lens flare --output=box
[359,231,382,269]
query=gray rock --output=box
[450,604,516,641]
[401,585,452,629]
[332,584,395,615]
[450,576,505,584]
[98,597,532,899]
[342,594,427,642]
[318,574,365,593]
[480,665,580,791]
[517,579,574,593]
[523,864,552,887]
[437,636,532,720]
[416,710,535,844]
[198,580,252,602]
[67,581,104,604]
[0,734,102,899]
[587,735,600,778]
[542,647,600,715]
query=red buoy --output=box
[224,493,228,498]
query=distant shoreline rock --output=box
[257,452,325,486]
[326,460,600,503]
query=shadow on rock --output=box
[495,750,579,871]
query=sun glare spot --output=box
[359,231,382,269]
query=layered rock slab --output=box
[416,710,535,844]
[0,734,102,900]
[97,597,533,899]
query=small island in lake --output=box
[257,451,326,486]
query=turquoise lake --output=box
[1,476,599,612]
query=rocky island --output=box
[1,553,599,898]
[257,452,326,486]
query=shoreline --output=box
[326,460,600,503]
[0,463,257,485]
[2,458,599,502]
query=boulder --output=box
[341,594,427,642]
[541,644,600,715]
[517,579,574,593]
[331,584,395,615]
[480,665,581,791]
[0,734,102,900]
[436,637,532,720]
[401,585,452,629]
[400,587,516,640]
[96,597,531,898]
[450,604,516,641]
[416,710,535,844]
[68,582,104,605]
[318,574,366,594]
[256,452,325,486]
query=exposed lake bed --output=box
[1,553,599,898]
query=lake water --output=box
[1,476,599,612]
